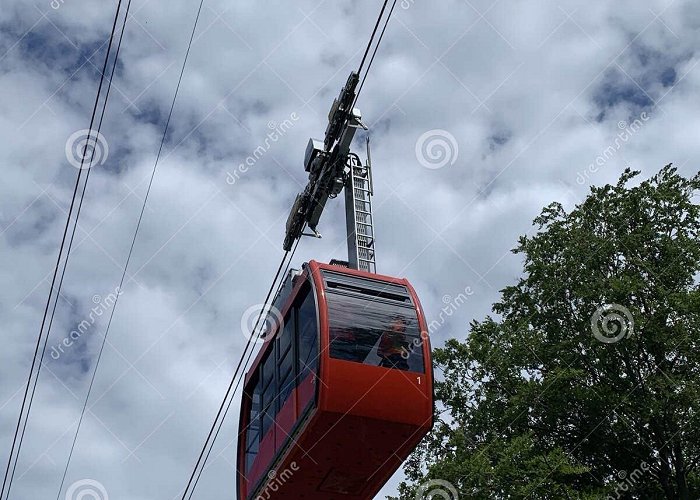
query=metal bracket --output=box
[302,229,322,239]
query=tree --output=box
[396,166,700,499]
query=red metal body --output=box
[237,260,433,500]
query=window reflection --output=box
[297,287,318,379]
[327,292,424,373]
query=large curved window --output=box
[323,271,425,373]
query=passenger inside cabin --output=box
[328,297,417,371]
[377,316,409,370]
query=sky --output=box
[1,0,699,498]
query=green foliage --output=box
[397,166,700,499]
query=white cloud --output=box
[1,0,698,498]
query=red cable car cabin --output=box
[236,260,433,500]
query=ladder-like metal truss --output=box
[344,153,376,273]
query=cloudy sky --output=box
[1,0,699,498]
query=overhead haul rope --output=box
[180,3,401,499]
[354,0,398,109]
[187,240,299,500]
[53,0,207,495]
[357,0,390,76]
[53,0,134,496]
[180,241,300,500]
[187,235,303,500]
[1,2,126,498]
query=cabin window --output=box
[262,351,275,393]
[326,292,425,373]
[297,285,318,380]
[277,311,295,411]
[245,378,263,472]
[243,279,319,477]
[261,353,276,436]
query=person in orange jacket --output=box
[378,316,409,370]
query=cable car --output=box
[236,260,433,500]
